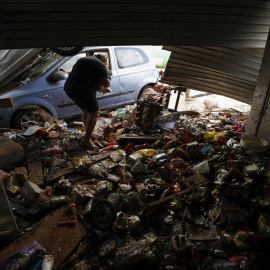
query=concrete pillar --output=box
[246,29,270,143]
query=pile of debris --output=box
[0,87,270,270]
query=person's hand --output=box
[102,87,112,94]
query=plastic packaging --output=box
[107,192,124,211]
[134,149,157,158]
[127,215,141,230]
[0,240,46,270]
[170,234,190,254]
[43,196,68,210]
[59,203,77,224]
[124,191,145,214]
[193,160,210,175]
[131,160,145,174]
[161,139,179,150]
[101,145,119,151]
[143,88,161,101]
[133,142,149,151]
[117,108,126,119]
[99,239,116,257]
[125,142,133,154]
[88,163,108,178]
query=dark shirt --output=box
[64,56,109,94]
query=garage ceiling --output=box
[1,1,270,103]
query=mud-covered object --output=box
[185,223,219,241]
[109,150,126,163]
[107,192,124,211]
[113,212,128,233]
[108,174,121,183]
[127,215,141,231]
[99,239,116,257]
[118,183,132,194]
[91,200,117,231]
[54,179,72,193]
[211,260,239,270]
[114,240,152,270]
[123,191,145,214]
[170,234,190,254]
[130,160,145,174]
[88,163,108,178]
[71,184,95,204]
[0,240,46,270]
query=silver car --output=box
[0,46,160,128]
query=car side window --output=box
[60,53,86,73]
[114,48,149,69]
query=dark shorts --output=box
[65,84,100,113]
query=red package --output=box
[113,122,123,129]
[125,142,133,154]
[36,129,49,137]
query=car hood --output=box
[0,80,46,99]
[0,49,42,83]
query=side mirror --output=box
[51,71,68,82]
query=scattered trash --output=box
[0,89,270,269]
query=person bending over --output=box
[64,56,110,150]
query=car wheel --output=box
[138,84,154,100]
[12,109,47,129]
[91,200,117,231]
[50,47,84,56]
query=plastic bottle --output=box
[102,145,119,151]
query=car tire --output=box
[138,84,154,100]
[11,108,48,129]
[91,200,117,231]
[50,47,84,56]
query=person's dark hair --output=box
[95,54,107,64]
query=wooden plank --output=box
[46,165,76,184]
[0,97,14,108]
[27,148,44,186]
[27,162,44,186]
[118,135,162,143]
[0,138,25,165]
[174,90,182,111]
[246,25,270,143]
[140,174,211,219]
[0,206,88,269]
[180,173,210,189]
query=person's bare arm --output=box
[97,77,111,94]
[100,77,110,88]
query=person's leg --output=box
[80,110,100,149]
[81,109,88,127]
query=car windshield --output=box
[0,49,62,93]
[19,51,63,85]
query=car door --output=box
[51,53,86,119]
[113,47,155,105]
[93,48,120,110]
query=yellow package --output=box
[162,139,179,150]
[204,129,215,142]
[215,131,227,141]
[0,169,12,182]
[74,157,85,167]
[134,149,158,157]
